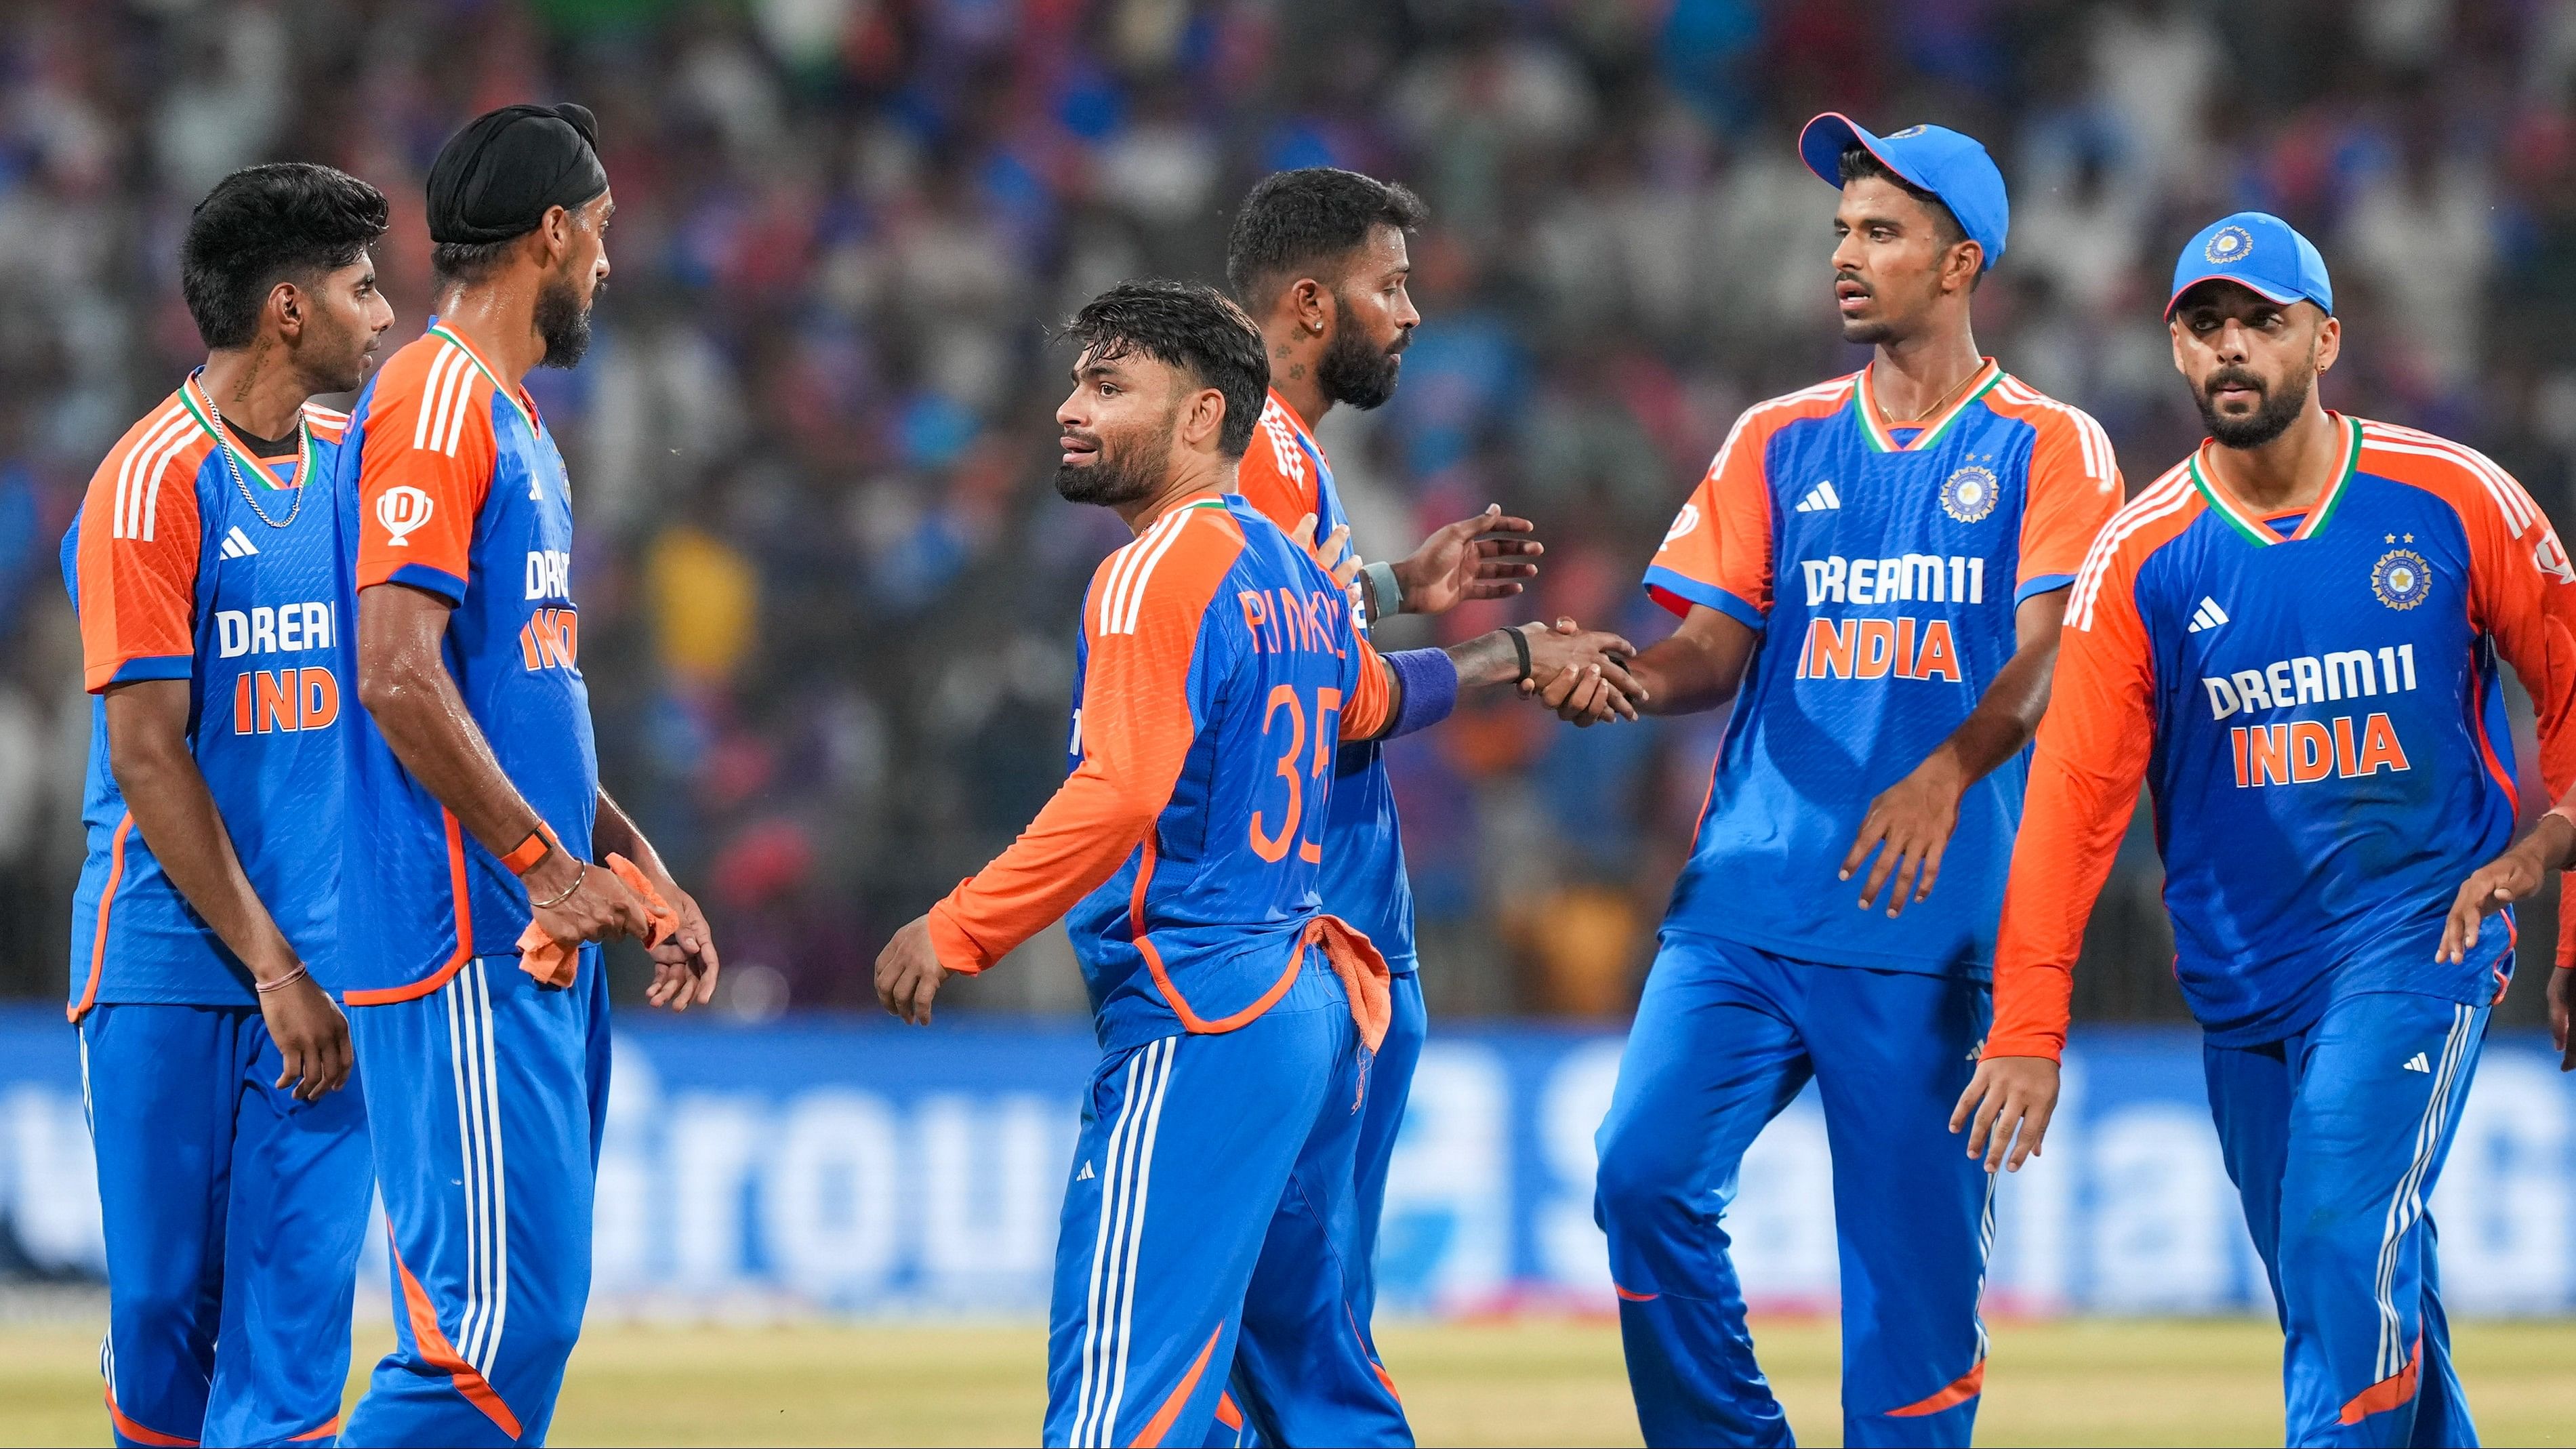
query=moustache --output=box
[2204,367,2266,399]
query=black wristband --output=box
[1506,625,1533,682]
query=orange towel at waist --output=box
[1303,912,1391,1053]
[515,853,675,987]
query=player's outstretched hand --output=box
[527,853,657,950]
[1841,748,1966,916]
[2438,811,2571,966]
[260,970,352,1101]
[1391,504,1541,615]
[1528,620,1646,724]
[1286,513,1360,592]
[643,871,722,1013]
[1951,1054,2059,1172]
[875,914,949,1026]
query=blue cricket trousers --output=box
[1595,933,1993,1448]
[81,1003,373,1448]
[2205,990,2488,1448]
[339,952,609,1447]
[1214,968,1423,1448]
[1047,959,1410,1448]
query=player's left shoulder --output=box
[1090,499,1248,640]
[2354,417,2548,539]
[300,400,352,447]
[1984,374,2118,485]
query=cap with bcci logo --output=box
[2167,211,2334,318]
[1799,113,2011,270]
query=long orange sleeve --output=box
[2430,439,2576,964]
[926,505,1244,973]
[1986,525,2162,1061]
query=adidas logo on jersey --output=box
[1075,1160,1095,1181]
[2403,1052,2432,1074]
[2187,597,2228,632]
[1795,481,1843,512]
[218,525,260,559]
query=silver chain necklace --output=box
[190,371,307,530]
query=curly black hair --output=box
[1225,167,1428,308]
[1061,281,1269,458]
[181,163,388,350]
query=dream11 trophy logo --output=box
[377,485,434,546]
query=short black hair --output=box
[182,163,388,350]
[1225,168,1429,308]
[1838,145,1978,283]
[1063,281,1269,458]
[432,237,519,289]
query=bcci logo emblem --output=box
[377,485,434,546]
[1662,502,1702,548]
[1886,125,1928,139]
[2206,225,2254,264]
[1941,464,2000,523]
[2373,548,2430,611]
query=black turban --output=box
[426,102,607,245]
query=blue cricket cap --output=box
[1799,112,2009,270]
[2167,211,2333,318]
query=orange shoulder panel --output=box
[1987,377,2124,590]
[353,335,498,598]
[1233,394,1322,533]
[75,400,212,691]
[1646,377,1854,621]
[929,502,1246,973]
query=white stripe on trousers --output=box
[443,960,512,1380]
[2371,1003,2473,1380]
[1071,1036,1178,1447]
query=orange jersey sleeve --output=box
[354,338,499,605]
[1235,394,1324,533]
[75,402,211,693]
[1341,633,1395,740]
[926,506,1247,973]
[1990,379,2123,600]
[1987,471,2196,1060]
[2362,424,2576,964]
[1643,381,1854,628]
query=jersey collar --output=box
[176,375,302,491]
[426,323,541,440]
[2188,413,2361,547]
[1854,357,2003,453]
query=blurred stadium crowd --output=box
[0,0,2571,1023]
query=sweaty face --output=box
[1055,349,1182,506]
[1829,176,1965,346]
[537,189,614,369]
[1315,224,1418,411]
[302,251,396,394]
[2171,284,2333,450]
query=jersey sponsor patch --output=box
[377,485,434,545]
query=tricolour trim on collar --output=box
[1854,357,2003,453]
[426,324,538,439]
[2186,413,2360,546]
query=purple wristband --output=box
[1382,647,1460,739]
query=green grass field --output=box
[3,1315,2570,1446]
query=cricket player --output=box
[1573,116,2121,1446]
[1958,212,2576,1448]
[331,104,718,1446]
[1217,165,1551,1441]
[64,162,392,1449]
[872,280,1633,1449]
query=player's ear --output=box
[1944,239,1982,295]
[2169,318,2191,378]
[1185,387,1227,451]
[269,281,303,344]
[2313,314,2342,375]
[1292,276,1328,337]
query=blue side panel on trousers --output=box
[340,952,609,1448]
[82,1004,371,1448]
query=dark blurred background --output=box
[0,0,2566,1028]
